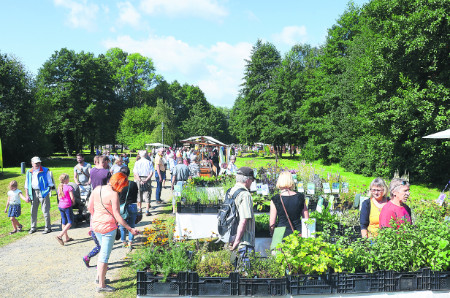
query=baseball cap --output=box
[31,156,42,163]
[237,167,255,179]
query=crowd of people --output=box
[3,147,414,292]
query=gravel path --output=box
[0,180,173,297]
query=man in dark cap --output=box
[230,166,255,267]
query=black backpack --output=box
[217,187,246,243]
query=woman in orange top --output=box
[88,172,139,292]
[359,178,389,238]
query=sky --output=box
[1,0,369,108]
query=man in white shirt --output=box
[74,153,91,198]
[133,150,154,216]
[25,156,55,234]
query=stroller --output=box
[68,182,91,226]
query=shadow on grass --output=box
[0,172,22,180]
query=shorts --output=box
[94,229,117,263]
[59,207,74,225]
[137,177,152,203]
[8,204,21,218]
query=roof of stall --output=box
[180,136,227,147]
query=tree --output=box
[149,98,177,146]
[105,48,161,108]
[0,53,51,165]
[117,105,156,150]
[230,40,281,145]
[36,48,118,154]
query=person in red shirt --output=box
[379,178,412,228]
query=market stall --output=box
[180,136,229,177]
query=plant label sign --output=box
[302,218,316,238]
[307,183,315,195]
[323,183,331,194]
[342,182,349,193]
[253,168,258,178]
[256,183,263,194]
[436,193,446,206]
[250,180,257,192]
[261,184,269,196]
[332,182,340,194]
[297,182,304,193]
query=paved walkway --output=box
[0,180,172,297]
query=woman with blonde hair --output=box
[360,177,389,238]
[269,171,309,237]
[56,173,75,245]
[88,172,139,292]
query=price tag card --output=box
[297,182,304,193]
[323,183,331,194]
[332,183,340,194]
[307,183,315,195]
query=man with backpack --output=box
[218,166,255,268]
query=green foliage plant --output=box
[255,213,270,233]
[195,249,234,277]
[245,252,284,278]
[276,231,343,275]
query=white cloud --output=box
[117,2,141,28]
[273,25,308,46]
[54,0,99,31]
[139,0,228,20]
[102,35,252,107]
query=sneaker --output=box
[29,229,37,234]
[96,285,115,292]
[83,256,90,268]
[146,211,151,216]
[42,229,52,234]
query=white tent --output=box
[145,142,170,147]
[422,129,450,139]
[180,136,227,147]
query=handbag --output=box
[270,194,296,250]
[120,186,130,220]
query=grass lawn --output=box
[235,155,442,203]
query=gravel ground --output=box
[0,180,172,297]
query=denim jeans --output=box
[119,203,137,243]
[155,171,166,202]
[94,229,116,263]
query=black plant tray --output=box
[136,272,181,296]
[176,202,220,213]
[287,273,335,295]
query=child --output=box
[4,180,27,235]
[56,173,75,246]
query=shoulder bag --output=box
[120,186,130,220]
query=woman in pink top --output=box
[56,174,75,246]
[379,178,412,228]
[88,172,139,293]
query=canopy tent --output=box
[422,129,450,139]
[180,136,227,147]
[145,142,170,148]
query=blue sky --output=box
[1,0,369,107]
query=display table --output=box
[174,213,218,239]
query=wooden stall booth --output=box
[180,136,228,178]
